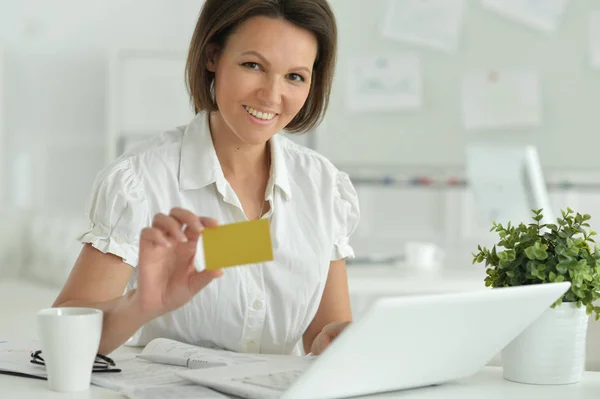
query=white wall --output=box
[0,0,205,210]
[325,0,600,169]
[2,0,600,261]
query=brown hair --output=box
[185,0,337,133]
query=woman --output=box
[53,0,359,357]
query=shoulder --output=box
[92,126,186,197]
[275,134,340,179]
[104,126,186,179]
[119,127,186,168]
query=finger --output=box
[188,269,223,294]
[153,213,188,243]
[169,208,204,241]
[311,334,329,356]
[140,227,170,248]
[198,217,219,229]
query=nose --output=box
[257,75,283,107]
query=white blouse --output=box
[78,111,360,355]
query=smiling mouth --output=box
[244,105,278,121]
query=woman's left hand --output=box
[310,321,352,355]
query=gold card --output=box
[200,218,274,270]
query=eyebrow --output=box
[240,50,312,75]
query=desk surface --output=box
[2,273,599,398]
[2,365,600,398]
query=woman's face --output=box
[207,16,318,145]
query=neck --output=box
[209,112,270,179]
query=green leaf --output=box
[536,263,546,271]
[505,249,516,261]
[525,246,537,260]
[535,249,548,260]
[557,262,569,274]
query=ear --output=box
[205,43,221,72]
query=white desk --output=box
[3,364,600,398]
[2,270,600,398]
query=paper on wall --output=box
[345,54,423,112]
[481,0,570,33]
[382,0,465,53]
[461,69,542,130]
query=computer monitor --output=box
[465,144,554,227]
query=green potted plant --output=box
[472,208,600,385]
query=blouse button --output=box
[252,300,263,310]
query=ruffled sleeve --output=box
[331,171,360,261]
[77,159,149,267]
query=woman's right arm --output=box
[53,208,223,355]
[53,244,148,355]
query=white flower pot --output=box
[501,302,589,385]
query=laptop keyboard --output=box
[234,369,304,391]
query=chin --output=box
[236,131,277,146]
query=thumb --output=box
[199,217,219,229]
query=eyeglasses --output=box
[30,350,121,373]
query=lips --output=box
[244,105,277,121]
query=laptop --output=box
[177,282,571,399]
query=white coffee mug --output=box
[37,307,103,392]
[404,241,445,271]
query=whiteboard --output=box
[319,0,600,170]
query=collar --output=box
[179,112,292,199]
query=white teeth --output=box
[244,106,276,121]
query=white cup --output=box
[37,307,103,392]
[404,241,445,271]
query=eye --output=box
[287,73,306,83]
[242,62,261,70]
